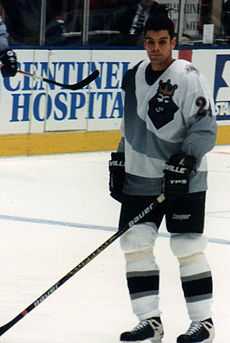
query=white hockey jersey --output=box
[120,59,217,196]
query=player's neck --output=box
[150,57,174,72]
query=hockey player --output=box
[0,16,17,77]
[109,3,216,343]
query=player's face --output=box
[144,30,176,70]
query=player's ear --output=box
[171,36,177,49]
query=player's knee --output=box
[124,247,154,265]
[170,233,208,258]
[120,222,157,253]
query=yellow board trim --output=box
[216,126,230,145]
[0,125,227,157]
[0,130,121,156]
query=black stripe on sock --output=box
[127,272,159,295]
[181,276,213,298]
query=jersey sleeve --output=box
[119,61,142,153]
[116,88,125,152]
[118,68,134,153]
[0,18,9,51]
[180,68,217,160]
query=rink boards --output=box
[0,48,229,156]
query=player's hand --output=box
[0,49,18,77]
[163,153,196,196]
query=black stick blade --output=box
[69,70,100,90]
[42,70,99,90]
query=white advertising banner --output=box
[192,49,230,124]
[45,49,91,131]
[0,49,91,134]
[0,49,36,134]
[0,48,228,135]
[87,49,147,131]
[0,49,148,134]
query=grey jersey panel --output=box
[123,171,208,196]
[182,114,217,160]
[125,108,183,160]
[121,59,217,196]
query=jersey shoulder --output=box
[170,59,206,92]
[172,59,201,78]
[122,60,144,90]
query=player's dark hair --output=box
[144,3,175,38]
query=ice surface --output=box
[0,146,229,343]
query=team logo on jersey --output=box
[148,79,178,129]
[214,55,230,120]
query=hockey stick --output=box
[17,69,99,90]
[0,193,165,336]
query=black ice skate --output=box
[177,318,214,343]
[120,317,163,343]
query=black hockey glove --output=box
[109,152,125,202]
[0,49,18,77]
[163,153,196,196]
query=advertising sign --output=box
[0,49,148,134]
[0,48,229,138]
[214,54,230,121]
